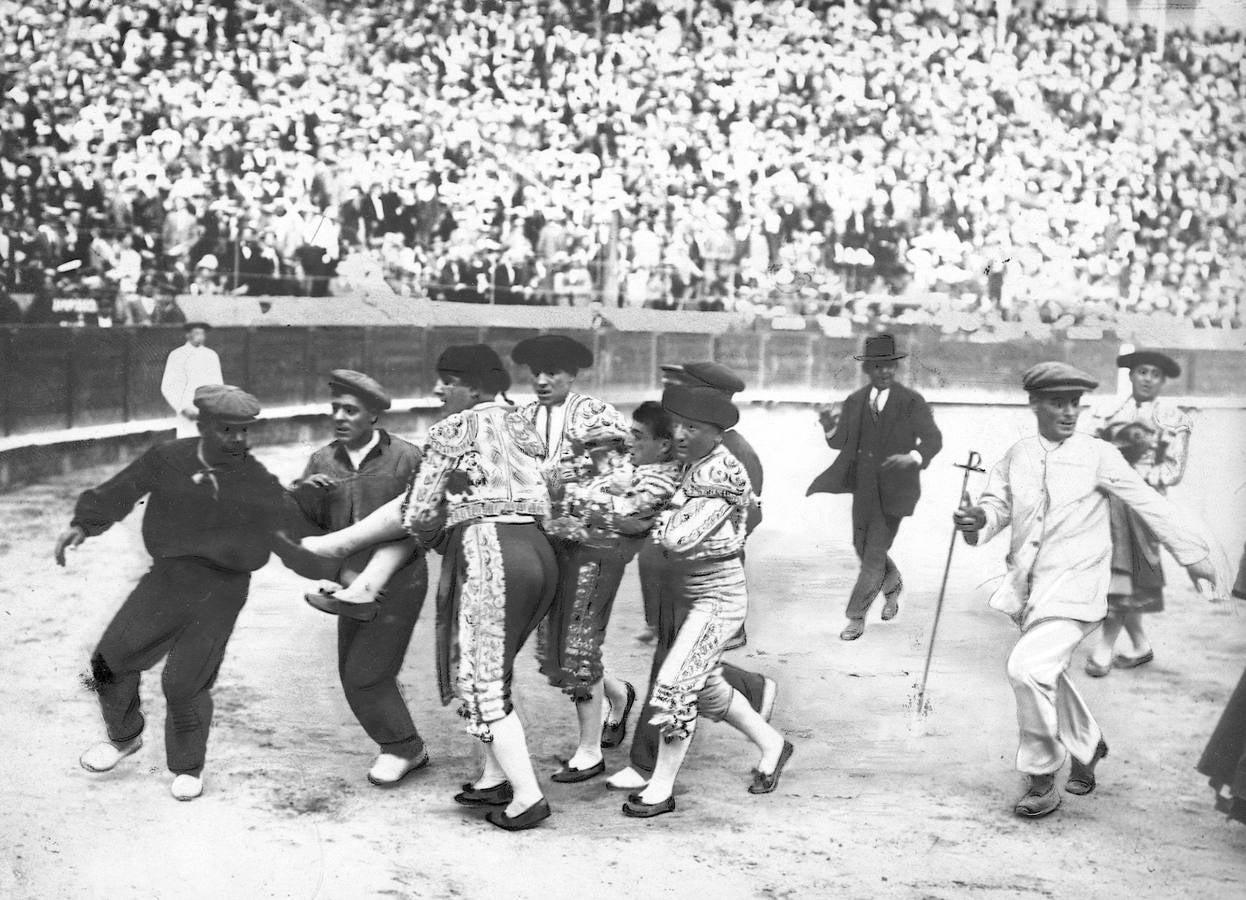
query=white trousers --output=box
[1006,618,1103,775]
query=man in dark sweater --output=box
[808,334,943,640]
[54,385,292,802]
[288,370,430,787]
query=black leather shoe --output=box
[881,581,903,621]
[1014,774,1061,818]
[1066,740,1109,796]
[304,590,379,623]
[485,798,551,831]
[749,741,795,794]
[454,780,513,807]
[551,759,605,783]
[600,681,636,749]
[622,794,676,818]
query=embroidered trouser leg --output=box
[91,559,249,776]
[538,545,630,700]
[338,558,429,757]
[630,551,764,774]
[1006,618,1102,775]
[649,560,748,740]
[455,523,557,739]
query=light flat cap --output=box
[329,369,391,410]
[662,361,746,395]
[1022,362,1100,394]
[193,385,261,423]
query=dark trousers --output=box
[90,559,250,776]
[846,488,902,621]
[338,559,428,758]
[629,544,766,776]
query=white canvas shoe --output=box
[367,750,429,786]
[171,774,203,801]
[80,738,142,773]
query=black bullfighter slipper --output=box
[551,759,606,783]
[748,741,795,794]
[485,798,551,831]
[1065,740,1109,796]
[622,793,676,818]
[1113,650,1154,670]
[304,589,379,622]
[600,681,637,749]
[454,780,513,807]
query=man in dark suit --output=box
[808,334,943,641]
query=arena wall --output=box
[1,322,1243,491]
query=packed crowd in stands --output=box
[0,0,1241,329]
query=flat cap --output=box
[436,344,511,395]
[661,385,739,430]
[1116,350,1181,379]
[193,384,261,423]
[512,334,593,373]
[328,369,391,410]
[661,361,746,395]
[1022,362,1100,395]
[183,320,212,331]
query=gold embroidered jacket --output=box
[656,444,753,561]
[400,401,550,544]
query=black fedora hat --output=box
[1116,350,1181,379]
[854,334,906,362]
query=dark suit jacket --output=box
[806,383,941,518]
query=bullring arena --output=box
[3,0,1246,897]
[1,318,1244,898]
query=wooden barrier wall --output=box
[0,324,1241,437]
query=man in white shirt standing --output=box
[161,322,224,438]
[954,362,1218,819]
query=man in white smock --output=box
[161,322,224,438]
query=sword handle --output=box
[954,450,985,473]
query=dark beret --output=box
[511,334,593,372]
[436,344,511,395]
[661,384,739,430]
[1117,350,1180,379]
[1022,362,1100,395]
[193,384,261,423]
[668,361,746,395]
[328,369,391,411]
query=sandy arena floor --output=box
[2,405,1245,899]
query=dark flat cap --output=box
[661,384,739,430]
[329,369,391,410]
[436,344,511,395]
[1117,350,1180,379]
[183,321,212,331]
[512,334,593,373]
[194,384,261,423]
[662,361,746,395]
[1022,362,1100,394]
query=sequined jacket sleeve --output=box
[658,448,752,558]
[400,413,475,547]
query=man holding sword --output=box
[953,362,1219,819]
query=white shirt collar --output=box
[870,387,890,409]
[343,430,381,470]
